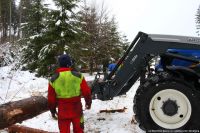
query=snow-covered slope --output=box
[0,65,48,104]
[0,65,144,133]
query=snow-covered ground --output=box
[0,65,144,133]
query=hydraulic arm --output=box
[92,32,200,100]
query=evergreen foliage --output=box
[78,3,129,74]
[0,0,18,41]
[0,0,10,38]
[21,0,47,74]
[1,0,129,77]
[20,0,31,23]
[36,0,82,76]
[11,1,19,36]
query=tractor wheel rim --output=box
[149,89,192,129]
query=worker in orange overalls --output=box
[48,54,92,133]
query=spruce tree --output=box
[37,0,82,76]
[20,0,32,37]
[78,3,129,74]
[21,0,46,73]
[78,4,99,74]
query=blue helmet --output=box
[58,54,72,67]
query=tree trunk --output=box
[17,0,22,38]
[7,125,54,133]
[0,96,48,130]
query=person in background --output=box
[108,60,117,72]
[48,54,92,133]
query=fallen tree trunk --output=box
[0,96,48,129]
[0,80,94,129]
[7,125,55,133]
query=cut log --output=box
[7,125,56,133]
[0,96,48,129]
[99,107,127,113]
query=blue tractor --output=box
[156,49,200,70]
[92,32,200,131]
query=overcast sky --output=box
[88,0,200,42]
[42,0,200,42]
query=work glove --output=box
[50,108,58,120]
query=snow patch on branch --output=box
[55,20,61,26]
[38,44,57,60]
[29,35,40,40]
[61,32,64,37]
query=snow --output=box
[0,65,144,133]
[61,31,64,37]
[55,20,61,26]
[43,0,57,10]
[38,44,57,60]
[0,65,48,104]
[29,34,40,40]
[65,10,72,16]
[0,43,15,66]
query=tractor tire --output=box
[133,72,200,132]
